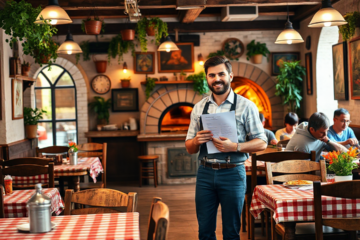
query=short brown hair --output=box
[204,56,232,75]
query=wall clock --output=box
[91,75,111,94]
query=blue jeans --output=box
[195,164,246,240]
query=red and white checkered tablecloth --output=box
[244,158,266,175]
[0,212,140,240]
[250,184,360,224]
[3,188,64,218]
[12,157,103,186]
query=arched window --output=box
[35,65,78,148]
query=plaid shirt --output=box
[186,89,267,161]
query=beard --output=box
[208,78,231,95]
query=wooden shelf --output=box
[10,75,36,81]
[85,130,139,138]
[140,80,193,85]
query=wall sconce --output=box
[123,62,128,73]
[198,54,204,65]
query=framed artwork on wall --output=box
[12,78,23,119]
[111,88,139,112]
[134,52,155,74]
[349,37,360,100]
[157,42,194,73]
[271,52,300,76]
[332,42,348,100]
[305,52,313,95]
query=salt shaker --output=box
[27,184,52,233]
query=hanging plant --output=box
[145,77,156,99]
[75,41,90,64]
[148,17,168,45]
[339,12,360,41]
[186,72,209,95]
[135,17,148,52]
[135,17,168,52]
[81,16,105,35]
[0,0,58,66]
[107,34,135,64]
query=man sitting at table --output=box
[259,113,278,145]
[275,112,298,141]
[286,112,348,161]
[327,108,358,148]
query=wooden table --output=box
[0,212,140,239]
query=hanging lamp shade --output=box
[158,36,179,52]
[35,0,72,25]
[275,20,304,44]
[308,0,347,27]
[57,31,82,55]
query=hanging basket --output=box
[146,25,156,36]
[84,20,102,35]
[92,56,107,73]
[121,29,135,41]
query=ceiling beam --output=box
[56,20,299,35]
[178,8,205,23]
[293,0,340,21]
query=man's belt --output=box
[200,160,244,170]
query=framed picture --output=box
[271,52,300,76]
[305,52,313,95]
[349,37,360,100]
[332,42,349,100]
[134,52,155,74]
[158,42,194,73]
[12,78,23,119]
[111,88,139,112]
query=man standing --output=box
[185,56,267,240]
[327,108,358,148]
[286,112,348,161]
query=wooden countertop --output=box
[85,130,139,138]
[137,133,187,142]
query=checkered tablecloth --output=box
[244,158,266,175]
[0,212,140,240]
[250,184,360,224]
[12,157,103,186]
[3,188,64,218]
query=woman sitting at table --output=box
[275,112,298,141]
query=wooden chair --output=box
[139,155,159,188]
[77,143,107,189]
[249,151,316,240]
[0,158,54,189]
[314,181,360,240]
[147,197,169,240]
[36,146,69,157]
[0,184,4,218]
[64,188,137,215]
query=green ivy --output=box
[75,41,90,64]
[24,107,46,125]
[135,17,148,52]
[246,40,270,61]
[275,61,305,112]
[186,72,209,95]
[108,34,135,64]
[135,17,168,52]
[339,12,360,41]
[88,96,112,124]
[145,77,156,99]
[207,50,225,59]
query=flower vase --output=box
[334,175,353,182]
[69,152,78,165]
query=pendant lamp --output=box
[308,0,347,28]
[275,5,304,44]
[158,35,179,52]
[35,0,72,25]
[57,30,82,55]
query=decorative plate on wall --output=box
[91,75,111,94]
[222,38,245,61]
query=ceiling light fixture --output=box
[34,0,72,25]
[158,35,179,52]
[275,4,304,45]
[308,0,347,28]
[57,29,82,55]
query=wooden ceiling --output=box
[19,0,339,35]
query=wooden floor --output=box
[107,182,267,240]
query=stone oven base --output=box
[147,140,197,185]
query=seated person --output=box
[259,113,278,145]
[327,108,358,148]
[275,112,299,141]
[286,112,348,161]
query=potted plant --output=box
[81,16,105,35]
[136,17,168,52]
[275,61,305,112]
[121,77,131,88]
[23,107,46,139]
[88,97,112,131]
[246,40,270,64]
[145,77,156,99]
[92,55,107,73]
[339,11,360,41]
[186,72,209,95]
[323,147,359,182]
[108,34,135,64]
[179,70,186,81]
[21,60,31,76]
[121,29,135,41]
[0,0,58,66]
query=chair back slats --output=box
[314,181,360,240]
[1,158,52,166]
[64,189,137,215]
[77,143,103,151]
[269,160,320,173]
[147,197,169,240]
[2,165,50,176]
[71,208,121,215]
[271,173,321,183]
[36,146,69,156]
